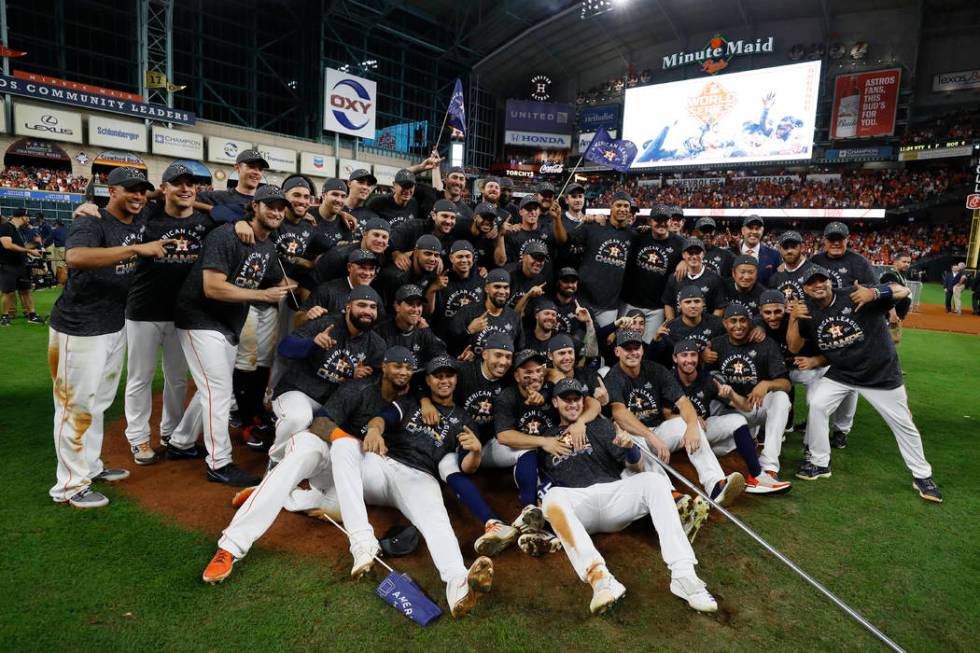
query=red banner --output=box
[830,68,901,139]
[12,69,143,102]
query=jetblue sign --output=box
[504,130,572,150]
[323,68,377,139]
[578,104,620,131]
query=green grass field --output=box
[2,286,978,652]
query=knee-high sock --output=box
[733,425,763,477]
[445,473,496,524]
[514,451,539,507]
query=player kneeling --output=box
[338,355,494,618]
[540,379,718,616]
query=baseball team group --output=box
[40,147,942,618]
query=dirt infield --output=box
[905,303,980,335]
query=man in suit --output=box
[730,215,779,286]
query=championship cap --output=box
[779,230,803,246]
[161,162,195,184]
[648,203,670,221]
[695,217,716,231]
[379,524,419,557]
[624,307,644,319]
[670,206,685,217]
[282,175,314,194]
[723,303,751,319]
[523,240,549,258]
[566,182,585,194]
[236,149,269,168]
[558,266,579,279]
[321,178,348,194]
[616,329,644,346]
[383,346,417,368]
[513,349,547,368]
[824,221,849,239]
[547,333,576,353]
[450,240,475,255]
[106,167,154,192]
[760,289,787,306]
[484,333,515,353]
[425,355,459,375]
[432,199,459,214]
[347,285,382,306]
[362,216,390,233]
[448,166,466,177]
[536,182,556,196]
[683,238,705,253]
[610,190,631,204]
[474,202,497,217]
[483,175,500,187]
[677,285,705,302]
[347,248,378,264]
[394,169,416,186]
[742,214,764,227]
[804,266,832,283]
[415,234,443,253]
[485,268,510,285]
[733,254,759,268]
[394,284,425,303]
[254,185,288,205]
[519,195,541,210]
[348,168,377,185]
[673,339,699,355]
[533,298,557,314]
[554,378,587,398]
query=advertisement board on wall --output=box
[623,61,821,169]
[88,115,148,152]
[373,164,402,186]
[13,103,83,144]
[829,68,901,139]
[300,152,336,178]
[208,137,253,165]
[257,145,297,172]
[152,126,204,159]
[932,69,980,93]
[323,68,377,139]
[578,104,621,131]
[337,159,371,181]
[504,100,574,134]
[504,130,572,150]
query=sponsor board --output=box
[504,130,572,150]
[208,137,252,165]
[825,146,894,161]
[898,145,974,161]
[578,104,621,130]
[337,158,371,181]
[662,34,775,74]
[300,152,336,178]
[88,115,147,152]
[152,126,204,159]
[373,164,401,187]
[257,144,296,172]
[586,207,886,219]
[830,68,901,139]
[932,69,980,93]
[504,100,574,134]
[14,103,82,143]
[323,68,377,138]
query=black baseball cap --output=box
[254,185,288,206]
[533,298,557,314]
[566,182,585,194]
[536,182,556,196]
[548,333,576,353]
[733,254,759,268]
[282,175,314,194]
[394,169,416,186]
[485,268,510,285]
[648,204,670,221]
[484,333,514,353]
[380,524,419,557]
[683,238,705,253]
[554,378,586,398]
[474,202,497,217]
[395,284,425,303]
[616,329,644,346]
[824,221,849,239]
[106,166,155,192]
[363,216,391,233]
[742,214,764,227]
[450,240,475,255]
[347,248,378,264]
[347,285,382,306]
[779,230,803,246]
[514,349,547,368]
[448,166,466,177]
[161,162,195,184]
[804,266,831,283]
[498,177,514,189]
[610,190,631,204]
[519,195,541,210]
[348,168,377,185]
[695,217,716,231]
[669,206,685,217]
[384,346,417,368]
[760,289,787,306]
[558,267,579,280]
[677,285,705,301]
[523,240,549,258]
[673,339,699,355]
[426,355,459,375]
[236,149,269,168]
[723,303,751,319]
[432,199,459,214]
[415,234,443,253]
[321,178,348,194]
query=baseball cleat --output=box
[132,442,161,466]
[65,487,110,509]
[589,570,627,615]
[231,486,257,509]
[670,575,718,613]
[710,472,745,507]
[92,468,130,483]
[912,477,943,503]
[796,462,832,481]
[474,519,518,556]
[684,496,711,543]
[517,530,563,557]
[451,557,494,618]
[202,549,235,584]
[673,492,692,523]
[830,430,848,449]
[0,315,10,327]
[511,505,545,534]
[207,464,261,487]
[350,542,381,580]
[745,470,792,495]
[26,312,46,325]
[166,442,206,460]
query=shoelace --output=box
[213,551,232,566]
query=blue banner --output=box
[825,146,894,161]
[0,74,196,125]
[583,127,637,173]
[504,100,574,134]
[578,104,621,131]
[364,120,428,153]
[447,79,466,135]
[0,187,84,203]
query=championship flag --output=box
[0,45,27,58]
[447,78,466,136]
[583,127,637,173]
[144,70,186,92]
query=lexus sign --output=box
[323,68,377,139]
[14,103,83,143]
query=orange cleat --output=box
[202,549,236,584]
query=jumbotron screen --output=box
[623,61,821,168]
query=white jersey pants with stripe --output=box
[123,319,189,446]
[651,416,725,492]
[48,327,127,502]
[480,438,524,468]
[703,413,750,456]
[732,390,791,473]
[339,448,471,607]
[805,377,933,477]
[219,431,336,558]
[541,472,697,584]
[171,329,236,470]
[790,367,857,436]
[235,304,279,371]
[271,390,322,460]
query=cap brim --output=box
[164,173,195,185]
[352,174,378,185]
[744,219,764,226]
[426,363,458,375]
[396,293,425,302]
[117,180,155,192]
[555,390,584,399]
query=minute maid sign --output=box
[662,34,774,74]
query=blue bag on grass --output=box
[375,571,443,626]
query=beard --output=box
[351,313,376,331]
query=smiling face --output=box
[362,229,389,254]
[383,361,414,390]
[683,248,704,273]
[615,341,643,369]
[236,162,265,191]
[162,178,196,212]
[395,297,423,327]
[520,205,540,228]
[482,348,513,379]
[733,263,758,290]
[760,303,785,330]
[610,200,632,227]
[393,181,415,202]
[779,241,802,266]
[285,186,311,219]
[804,277,832,302]
[426,369,458,401]
[742,223,764,247]
[415,248,441,272]
[523,252,546,276]
[108,185,148,217]
[552,393,584,423]
[824,235,847,258]
[679,296,704,319]
[450,249,473,276]
[673,350,699,375]
[650,216,669,238]
[482,181,500,203]
[515,361,544,392]
[432,210,457,235]
[536,309,557,331]
[724,314,750,341]
[322,189,347,216]
[446,171,466,196]
[347,260,377,286]
[487,281,510,307]
[348,178,374,202]
[550,346,576,374]
[567,191,585,212]
[347,299,379,330]
[253,200,287,231]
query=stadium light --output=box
[580,0,616,20]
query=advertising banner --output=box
[364,120,427,153]
[830,68,901,139]
[665,177,725,188]
[257,144,296,172]
[373,164,402,187]
[337,159,371,181]
[825,146,894,161]
[504,100,574,134]
[504,130,572,150]
[13,70,144,102]
[323,68,377,138]
[300,152,336,178]
[587,207,886,219]
[88,115,148,152]
[932,69,980,93]
[0,187,83,202]
[740,174,801,183]
[577,130,617,152]
[152,126,204,159]
[208,137,252,165]
[578,104,621,131]
[13,103,83,143]
[807,173,843,183]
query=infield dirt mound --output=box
[905,303,980,335]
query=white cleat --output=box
[350,542,380,580]
[474,519,518,556]
[670,575,718,613]
[589,572,627,615]
[712,472,746,507]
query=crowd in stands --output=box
[593,168,968,211]
[0,165,88,193]
[902,110,980,146]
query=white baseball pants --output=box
[704,413,750,456]
[480,439,524,468]
[219,431,336,558]
[805,377,932,477]
[790,367,857,436]
[48,327,127,502]
[654,416,725,492]
[541,472,698,584]
[123,319,189,446]
[271,390,322,459]
[334,445,471,606]
[733,390,791,473]
[172,329,236,470]
[235,304,279,371]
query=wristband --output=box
[330,427,354,442]
[875,284,893,301]
[625,445,641,464]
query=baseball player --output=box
[301,249,379,322]
[48,167,169,509]
[692,217,734,279]
[539,378,719,615]
[374,284,447,363]
[768,230,813,302]
[671,340,791,494]
[661,238,727,321]
[0,207,45,325]
[554,182,587,270]
[499,196,557,271]
[430,240,484,340]
[448,268,523,355]
[123,162,218,465]
[344,168,378,221]
[194,149,267,221]
[879,250,913,345]
[169,185,294,486]
[339,354,495,618]
[623,204,686,340]
[604,330,745,504]
[375,234,441,308]
[305,178,358,261]
[787,267,943,503]
[666,206,686,235]
[366,169,425,229]
[651,286,725,364]
[730,215,780,286]
[311,215,390,287]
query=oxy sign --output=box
[323,68,377,139]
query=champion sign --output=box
[323,68,377,139]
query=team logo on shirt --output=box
[405,409,457,446]
[463,389,497,425]
[316,348,366,383]
[720,354,758,387]
[518,409,555,436]
[549,429,592,465]
[443,288,483,318]
[775,280,804,301]
[815,316,864,351]
[595,239,629,268]
[627,385,661,423]
[234,251,271,288]
[635,245,669,274]
[275,229,311,258]
[683,328,715,350]
[160,226,203,264]
[116,228,147,275]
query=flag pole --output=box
[432,106,451,154]
[555,155,585,198]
